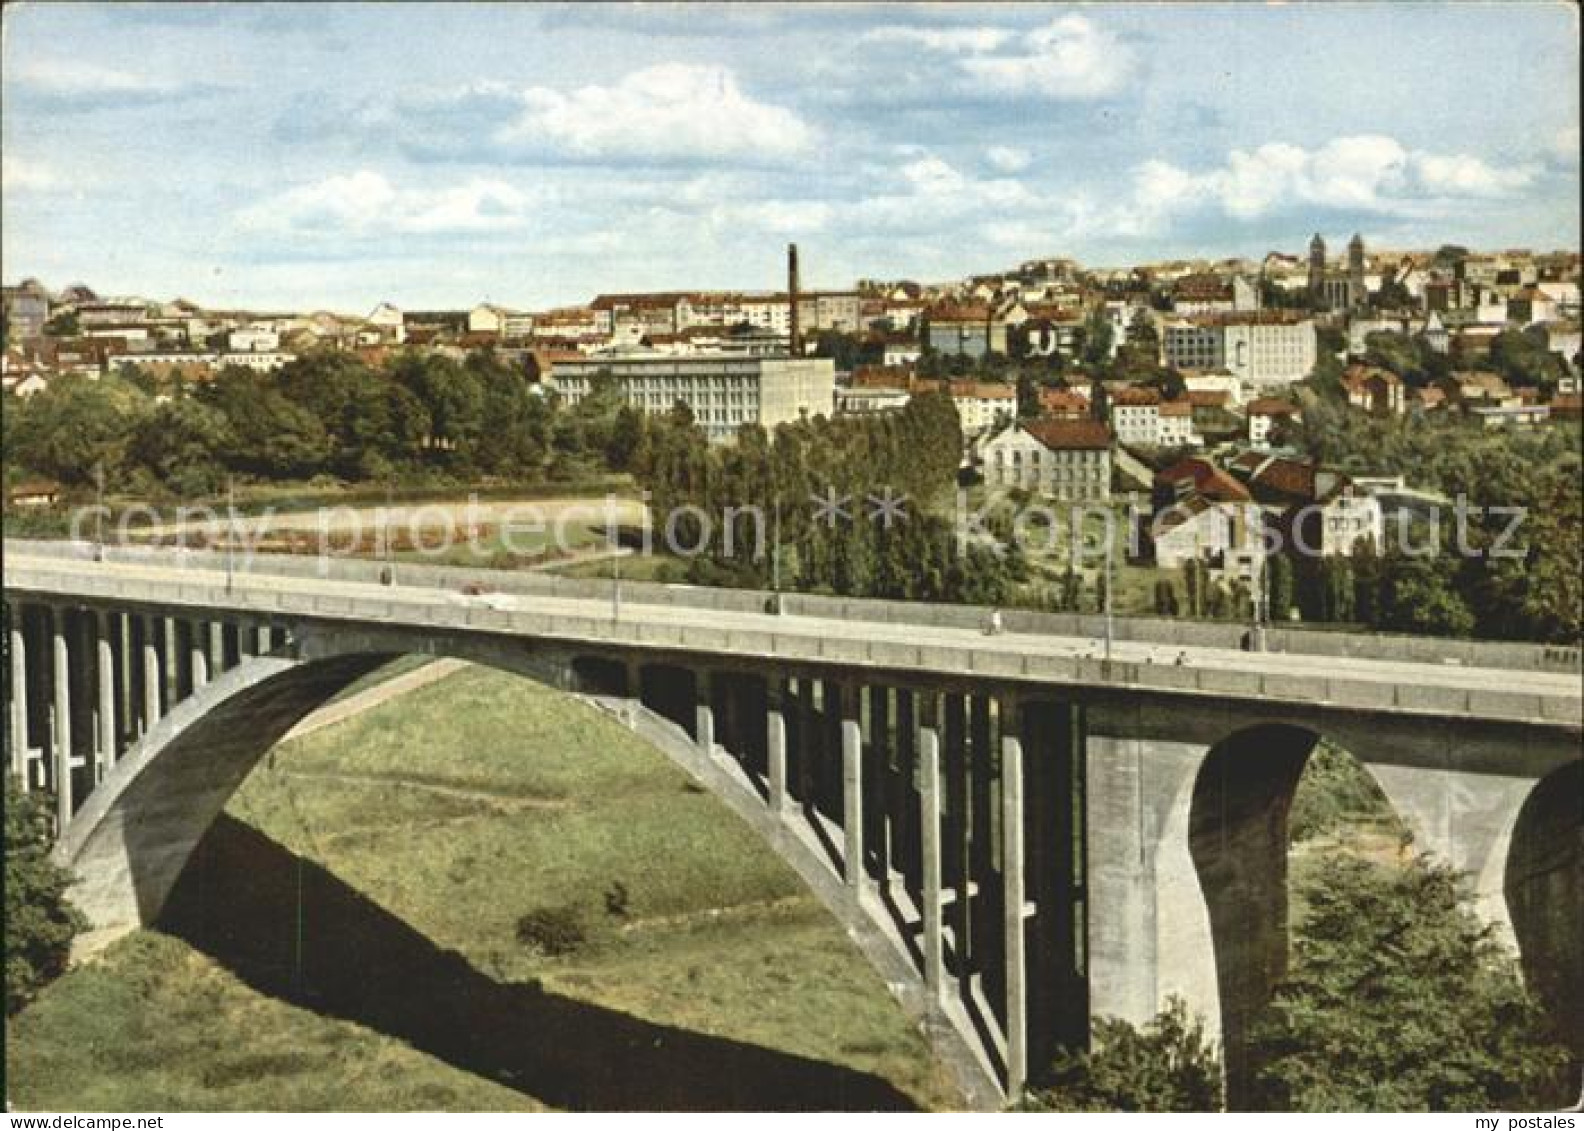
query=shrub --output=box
[6,776,86,1014]
[514,904,586,957]
[1023,996,1223,1112]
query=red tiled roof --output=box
[927,302,993,323]
[1113,385,1162,406]
[1024,419,1112,451]
[1154,457,1251,502]
[1246,397,1300,416]
[950,381,1016,400]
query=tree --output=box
[1025,997,1223,1112]
[1251,855,1572,1110]
[1267,553,1294,621]
[5,372,151,486]
[5,776,85,1015]
[42,311,79,337]
[128,397,232,496]
[197,366,331,479]
[1488,328,1568,393]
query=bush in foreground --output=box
[5,776,85,1014]
[1022,996,1223,1112]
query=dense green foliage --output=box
[5,777,85,1015]
[1286,741,1404,844]
[1025,997,1223,1112]
[4,350,555,493]
[1293,400,1582,641]
[630,390,1029,601]
[1251,855,1573,1111]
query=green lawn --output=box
[6,667,958,1111]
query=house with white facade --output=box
[981,420,1112,502]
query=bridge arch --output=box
[1504,760,1584,1063]
[53,626,1003,1108]
[1187,722,1415,1108]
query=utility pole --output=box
[771,494,782,611]
[611,524,621,624]
[225,476,236,595]
[94,462,105,562]
[1103,524,1114,664]
[1250,540,1267,652]
[383,485,395,586]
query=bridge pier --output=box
[8,605,30,789]
[919,697,946,1001]
[141,615,162,731]
[695,670,715,756]
[51,606,73,828]
[95,610,116,781]
[766,682,788,814]
[842,683,864,892]
[1367,761,1536,946]
[1084,729,1220,1038]
[1000,697,1028,1097]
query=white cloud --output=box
[237,171,532,236]
[861,25,1014,54]
[15,58,184,97]
[709,200,833,234]
[849,152,1034,232]
[1112,135,1542,234]
[1547,125,1579,168]
[862,14,1132,100]
[2,155,61,192]
[501,64,815,160]
[1412,151,1536,197]
[959,15,1133,99]
[986,145,1032,173]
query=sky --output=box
[2,1,1578,313]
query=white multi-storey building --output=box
[1165,314,1316,389]
[547,352,836,442]
[981,420,1112,502]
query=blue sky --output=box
[2,2,1578,312]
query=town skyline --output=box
[3,2,1579,312]
[5,232,1581,318]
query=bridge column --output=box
[767,681,788,814]
[190,620,209,689]
[1367,756,1536,946]
[1084,723,1219,1040]
[694,671,715,755]
[116,613,134,745]
[95,611,116,779]
[51,607,72,828]
[9,605,29,789]
[1001,697,1028,1099]
[208,621,226,676]
[842,682,865,892]
[255,624,272,655]
[919,693,946,1001]
[162,617,180,706]
[943,693,971,1000]
[141,616,162,730]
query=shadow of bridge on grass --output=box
[157,814,919,1112]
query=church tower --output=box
[1307,233,1327,305]
[1348,232,1366,308]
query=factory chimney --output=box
[787,243,801,357]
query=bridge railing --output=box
[7,536,1583,676]
[6,552,1579,728]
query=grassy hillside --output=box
[7,666,958,1111]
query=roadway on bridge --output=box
[8,551,1580,702]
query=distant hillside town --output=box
[4,238,1580,567]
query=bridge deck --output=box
[6,548,1579,729]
